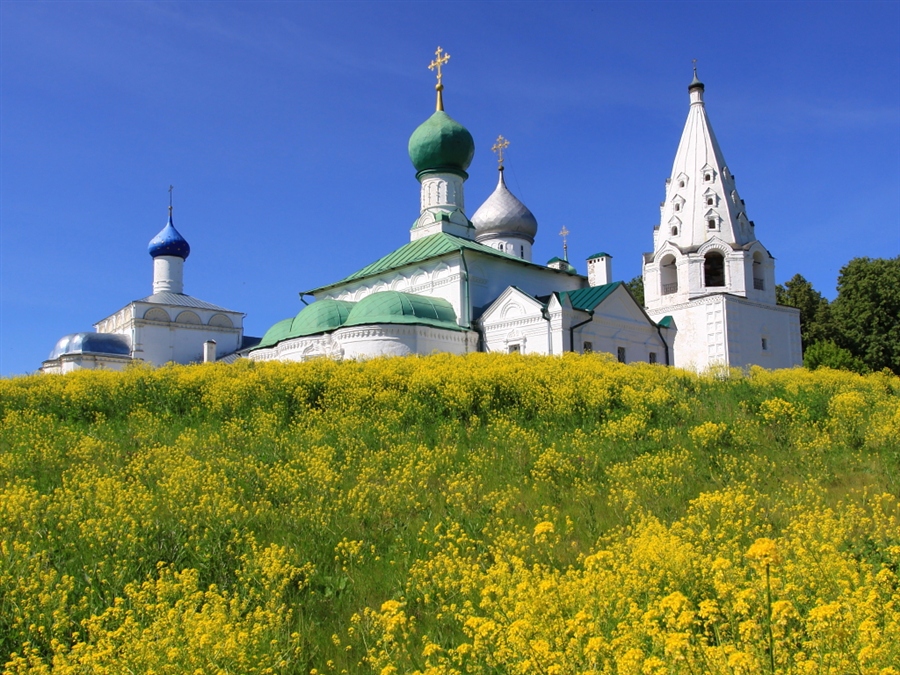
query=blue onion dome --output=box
[472,170,538,243]
[48,332,131,359]
[148,211,191,259]
[408,111,475,178]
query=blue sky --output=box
[2,0,898,376]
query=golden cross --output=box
[559,226,570,260]
[429,47,450,88]
[492,135,510,169]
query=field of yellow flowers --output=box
[1,354,898,674]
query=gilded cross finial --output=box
[559,226,570,261]
[429,46,451,111]
[168,185,174,215]
[492,135,510,170]
[692,58,697,76]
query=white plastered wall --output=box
[647,294,801,371]
[94,302,244,366]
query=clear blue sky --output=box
[2,1,898,376]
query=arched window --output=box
[660,254,678,294]
[671,226,678,236]
[679,180,685,188]
[704,252,725,287]
[708,219,717,229]
[674,203,680,211]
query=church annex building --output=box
[41,52,801,374]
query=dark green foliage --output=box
[803,340,869,374]
[831,256,900,374]
[775,273,834,352]
[625,275,645,307]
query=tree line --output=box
[626,256,899,375]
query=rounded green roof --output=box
[408,111,474,178]
[256,299,356,349]
[257,317,294,348]
[344,291,462,331]
[290,299,355,337]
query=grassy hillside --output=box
[1,354,898,674]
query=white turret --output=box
[643,68,776,311]
[148,205,191,295]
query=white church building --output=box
[41,55,800,373]
[41,204,251,374]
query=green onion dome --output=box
[408,111,475,178]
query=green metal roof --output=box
[343,291,464,331]
[586,251,612,259]
[657,315,674,328]
[290,299,355,337]
[546,256,578,275]
[558,282,621,312]
[306,232,542,294]
[257,317,294,348]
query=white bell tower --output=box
[642,68,801,371]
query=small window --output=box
[761,338,768,351]
[679,180,685,188]
[520,245,524,258]
[704,173,712,181]
[508,344,521,354]
[707,197,714,205]
[671,226,678,236]
[583,341,593,354]
[674,203,680,212]
[649,352,657,364]
[708,219,716,229]
[617,347,626,363]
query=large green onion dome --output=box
[408,110,475,179]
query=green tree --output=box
[803,340,869,374]
[830,257,900,374]
[626,275,645,307]
[775,274,833,352]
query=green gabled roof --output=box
[343,291,464,331]
[657,315,674,329]
[586,251,612,259]
[306,232,536,294]
[558,282,621,312]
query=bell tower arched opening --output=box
[704,251,725,287]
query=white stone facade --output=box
[646,294,800,371]
[93,297,244,367]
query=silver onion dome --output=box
[472,169,538,243]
